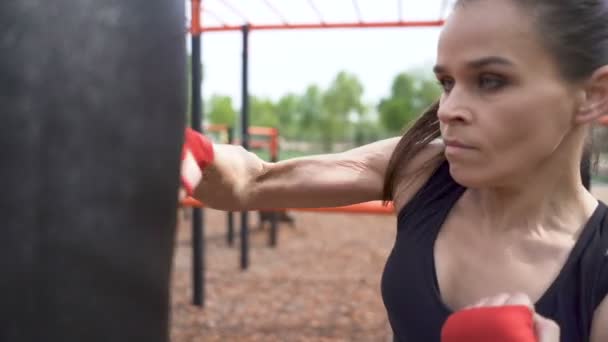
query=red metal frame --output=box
[190,0,447,34]
[200,20,444,32]
[181,197,395,215]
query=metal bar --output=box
[249,126,279,136]
[227,212,235,246]
[199,20,445,32]
[182,198,396,215]
[203,7,229,27]
[191,0,201,34]
[240,24,250,270]
[218,0,250,23]
[307,0,325,24]
[352,0,363,23]
[227,127,235,247]
[398,0,403,22]
[190,0,205,308]
[262,0,289,24]
[269,131,279,247]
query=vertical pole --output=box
[240,24,250,270]
[269,131,279,247]
[190,0,205,307]
[227,126,235,246]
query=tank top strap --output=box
[575,200,608,325]
[593,201,608,310]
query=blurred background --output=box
[173,1,608,340]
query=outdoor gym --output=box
[4,0,608,341]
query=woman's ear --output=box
[575,65,608,124]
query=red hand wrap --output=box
[441,305,537,342]
[181,128,214,196]
[183,128,215,168]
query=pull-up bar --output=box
[186,0,449,308]
[190,0,447,34]
[198,20,445,33]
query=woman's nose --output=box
[437,92,472,124]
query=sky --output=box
[187,0,454,106]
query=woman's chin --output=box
[446,161,486,188]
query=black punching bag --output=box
[1,1,185,341]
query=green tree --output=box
[378,72,441,134]
[250,96,278,127]
[207,94,237,127]
[275,93,301,139]
[353,120,383,146]
[298,85,324,140]
[320,71,366,151]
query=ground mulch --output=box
[169,208,396,342]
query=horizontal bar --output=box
[206,124,229,132]
[196,20,444,32]
[205,125,278,137]
[181,197,395,215]
[249,126,278,136]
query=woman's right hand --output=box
[180,128,216,200]
[192,143,266,209]
[179,127,266,209]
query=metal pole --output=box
[227,126,235,246]
[240,24,250,270]
[190,0,205,307]
[269,133,279,247]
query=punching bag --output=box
[1,0,185,341]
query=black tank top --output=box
[381,160,608,342]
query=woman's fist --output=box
[180,128,214,198]
[441,292,560,342]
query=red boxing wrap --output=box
[441,305,537,342]
[181,128,215,196]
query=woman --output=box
[182,0,608,340]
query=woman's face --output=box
[434,0,584,188]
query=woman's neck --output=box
[468,153,597,235]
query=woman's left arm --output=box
[591,295,608,342]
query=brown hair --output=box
[381,101,442,202]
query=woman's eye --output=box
[438,78,455,92]
[479,75,506,90]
